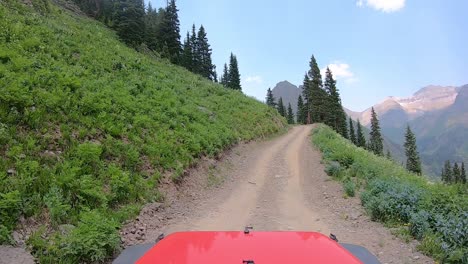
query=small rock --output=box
[413,256,420,260]
[7,169,16,175]
[130,228,136,234]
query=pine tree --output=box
[461,162,466,184]
[159,0,181,64]
[349,118,357,145]
[442,160,452,183]
[144,3,161,51]
[287,103,295,124]
[386,150,392,160]
[307,55,327,123]
[323,67,347,138]
[189,25,200,73]
[301,73,311,124]
[227,53,241,91]
[220,63,229,86]
[114,0,146,47]
[181,31,193,71]
[265,88,276,107]
[453,163,461,183]
[196,25,216,80]
[369,107,383,156]
[296,95,305,124]
[356,119,366,148]
[277,97,286,117]
[404,125,422,174]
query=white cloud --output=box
[321,62,357,84]
[356,0,405,12]
[245,75,263,84]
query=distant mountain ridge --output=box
[345,85,459,127]
[270,81,467,177]
[271,81,301,114]
[346,84,468,177]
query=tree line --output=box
[441,161,466,184]
[264,55,431,177]
[73,0,242,89]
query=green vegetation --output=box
[368,107,384,156]
[181,24,216,81]
[313,125,467,263]
[296,95,305,124]
[219,53,241,91]
[0,1,285,262]
[265,88,276,108]
[277,97,286,118]
[349,117,357,145]
[287,103,294,124]
[300,56,348,137]
[442,161,467,184]
[404,125,422,174]
[323,67,348,138]
[356,119,367,148]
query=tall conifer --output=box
[404,125,422,174]
[369,107,383,155]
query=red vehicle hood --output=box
[136,231,363,264]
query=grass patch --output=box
[312,124,468,263]
[0,1,286,262]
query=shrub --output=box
[312,125,468,262]
[325,161,342,177]
[61,210,120,263]
[43,186,71,225]
[344,179,355,197]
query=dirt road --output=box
[122,125,434,264]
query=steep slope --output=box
[346,85,467,176]
[412,85,468,175]
[271,80,301,114]
[352,85,459,127]
[0,1,285,262]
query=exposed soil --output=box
[121,125,435,264]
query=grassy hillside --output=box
[312,125,467,263]
[0,1,285,262]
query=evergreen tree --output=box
[296,95,305,124]
[404,125,422,174]
[349,117,357,145]
[277,97,286,117]
[453,163,461,183]
[461,162,466,184]
[196,25,216,80]
[301,73,311,124]
[356,119,366,148]
[442,160,452,183]
[386,150,392,160]
[181,31,193,71]
[323,67,347,138]
[144,3,162,51]
[189,24,200,73]
[307,55,327,123]
[369,107,384,156]
[227,53,241,90]
[220,63,229,86]
[114,0,146,47]
[265,88,276,107]
[287,103,295,124]
[212,66,218,82]
[159,0,181,64]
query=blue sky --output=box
[148,0,468,111]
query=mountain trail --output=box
[122,125,434,263]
